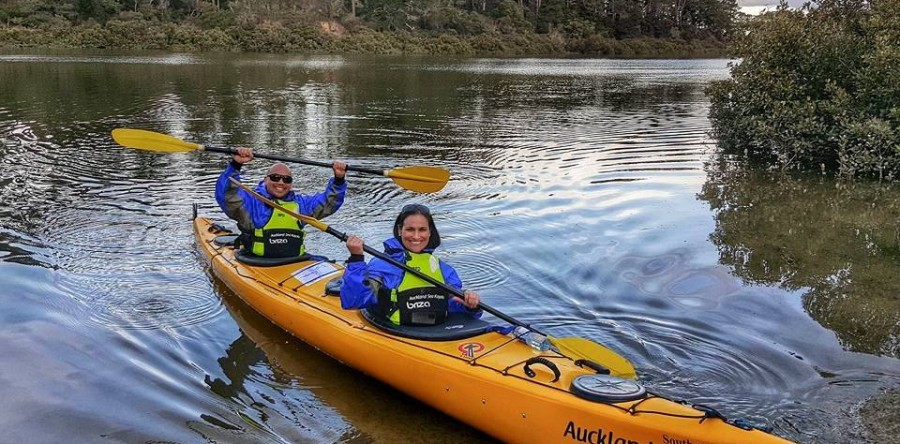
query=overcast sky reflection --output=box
[739,0,804,14]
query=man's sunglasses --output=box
[267,174,293,184]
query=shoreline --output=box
[0,22,727,58]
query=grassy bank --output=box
[0,21,726,58]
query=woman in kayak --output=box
[340,204,481,326]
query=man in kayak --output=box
[215,147,347,258]
[340,204,481,325]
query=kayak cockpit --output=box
[360,308,495,341]
[324,278,495,341]
[213,234,331,267]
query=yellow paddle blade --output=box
[111,128,201,153]
[549,336,637,379]
[386,166,450,193]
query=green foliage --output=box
[562,18,597,38]
[115,11,145,22]
[469,33,507,52]
[422,33,476,54]
[76,0,120,23]
[496,0,531,34]
[0,0,738,57]
[683,0,737,40]
[332,30,406,54]
[0,0,738,42]
[566,35,724,57]
[708,0,900,180]
[420,6,492,35]
[532,0,578,34]
[233,22,327,52]
[360,0,409,31]
[195,8,237,30]
[68,22,108,46]
[1,0,75,27]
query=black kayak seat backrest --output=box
[234,249,331,267]
[213,235,238,246]
[325,277,493,341]
[325,277,342,296]
[361,306,494,342]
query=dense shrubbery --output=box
[0,19,727,57]
[0,0,737,57]
[420,7,492,35]
[707,0,900,180]
[566,35,724,57]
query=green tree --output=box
[708,0,900,180]
[0,0,741,51]
[76,0,119,22]
[360,0,409,30]
[682,0,737,39]
[495,0,530,33]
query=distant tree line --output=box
[708,0,900,180]
[0,0,739,55]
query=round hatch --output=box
[570,374,647,403]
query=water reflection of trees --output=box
[699,159,900,357]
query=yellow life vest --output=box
[251,200,306,258]
[382,252,450,325]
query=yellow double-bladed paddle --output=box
[229,177,637,379]
[111,128,450,193]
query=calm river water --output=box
[0,51,897,444]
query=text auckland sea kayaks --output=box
[193,214,793,444]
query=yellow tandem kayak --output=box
[193,215,792,444]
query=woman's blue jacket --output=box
[340,237,480,317]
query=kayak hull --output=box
[194,217,792,444]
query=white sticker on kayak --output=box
[292,262,339,286]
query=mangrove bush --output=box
[707,0,900,180]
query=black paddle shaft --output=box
[203,145,384,175]
[323,226,543,335]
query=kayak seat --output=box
[235,249,331,267]
[361,307,494,341]
[213,235,238,247]
[325,278,342,296]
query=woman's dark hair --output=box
[393,204,441,250]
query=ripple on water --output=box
[3,55,895,444]
[0,53,203,65]
[0,123,227,332]
[62,270,223,331]
[440,107,712,203]
[613,252,741,311]
[444,250,510,291]
[40,201,223,331]
[635,317,803,420]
